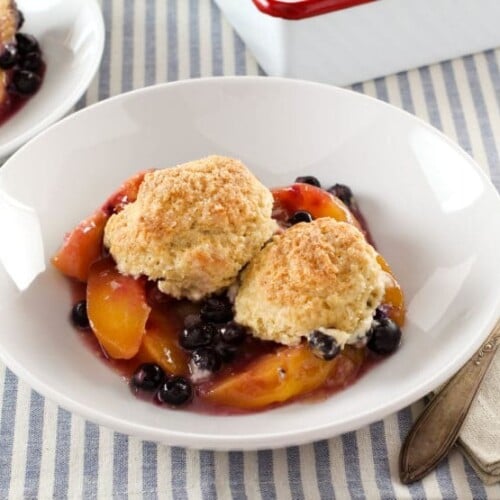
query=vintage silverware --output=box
[399,319,500,484]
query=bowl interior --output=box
[0,77,499,449]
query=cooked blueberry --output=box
[374,307,388,321]
[0,44,18,69]
[17,10,25,29]
[179,323,216,350]
[21,51,42,72]
[308,330,340,360]
[71,300,90,329]
[157,376,192,406]
[130,363,165,392]
[295,176,321,188]
[214,342,238,363]
[191,348,221,372]
[367,318,402,355]
[200,296,233,323]
[327,184,353,207]
[288,210,313,225]
[218,322,248,345]
[15,33,40,55]
[11,69,41,95]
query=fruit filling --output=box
[0,0,45,125]
[53,156,405,414]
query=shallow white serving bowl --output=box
[0,77,499,450]
[0,0,105,159]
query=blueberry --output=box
[130,363,165,392]
[327,184,353,207]
[295,176,321,188]
[218,322,248,345]
[308,330,340,360]
[21,51,42,72]
[288,210,313,225]
[374,307,388,321]
[15,33,40,55]
[191,348,221,372]
[0,44,18,69]
[367,318,402,355]
[71,300,90,329]
[157,376,192,406]
[179,323,216,350]
[11,69,41,95]
[200,296,233,323]
[214,342,238,363]
[17,10,25,29]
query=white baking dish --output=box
[214,0,500,85]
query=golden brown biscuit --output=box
[234,218,385,345]
[104,155,277,300]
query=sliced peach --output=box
[52,209,108,282]
[87,257,151,359]
[376,254,405,327]
[52,170,152,282]
[136,306,190,375]
[203,344,364,410]
[272,183,361,229]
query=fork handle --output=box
[399,320,500,484]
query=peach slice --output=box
[272,183,361,229]
[203,344,364,410]
[87,257,151,359]
[52,170,151,282]
[376,254,405,327]
[136,306,190,375]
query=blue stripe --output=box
[374,77,389,103]
[369,421,396,498]
[53,408,71,500]
[228,451,246,500]
[286,446,304,500]
[351,82,364,93]
[145,0,156,86]
[167,0,179,81]
[171,446,188,500]
[435,459,457,499]
[210,0,223,76]
[396,408,427,500]
[462,455,487,499]
[396,72,415,114]
[462,54,500,187]
[98,0,112,100]
[440,60,473,155]
[233,31,246,76]
[341,432,365,499]
[200,450,217,500]
[189,0,201,78]
[143,441,158,500]
[0,369,17,498]
[418,66,443,130]
[484,49,500,110]
[122,0,134,92]
[83,422,99,499]
[23,391,44,498]
[313,440,335,500]
[258,450,277,500]
[113,433,129,497]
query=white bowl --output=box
[0,0,104,159]
[0,77,499,450]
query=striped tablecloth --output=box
[1,1,499,498]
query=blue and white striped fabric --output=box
[1,1,499,498]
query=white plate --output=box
[0,77,499,450]
[0,0,104,159]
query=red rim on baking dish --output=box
[252,0,376,19]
